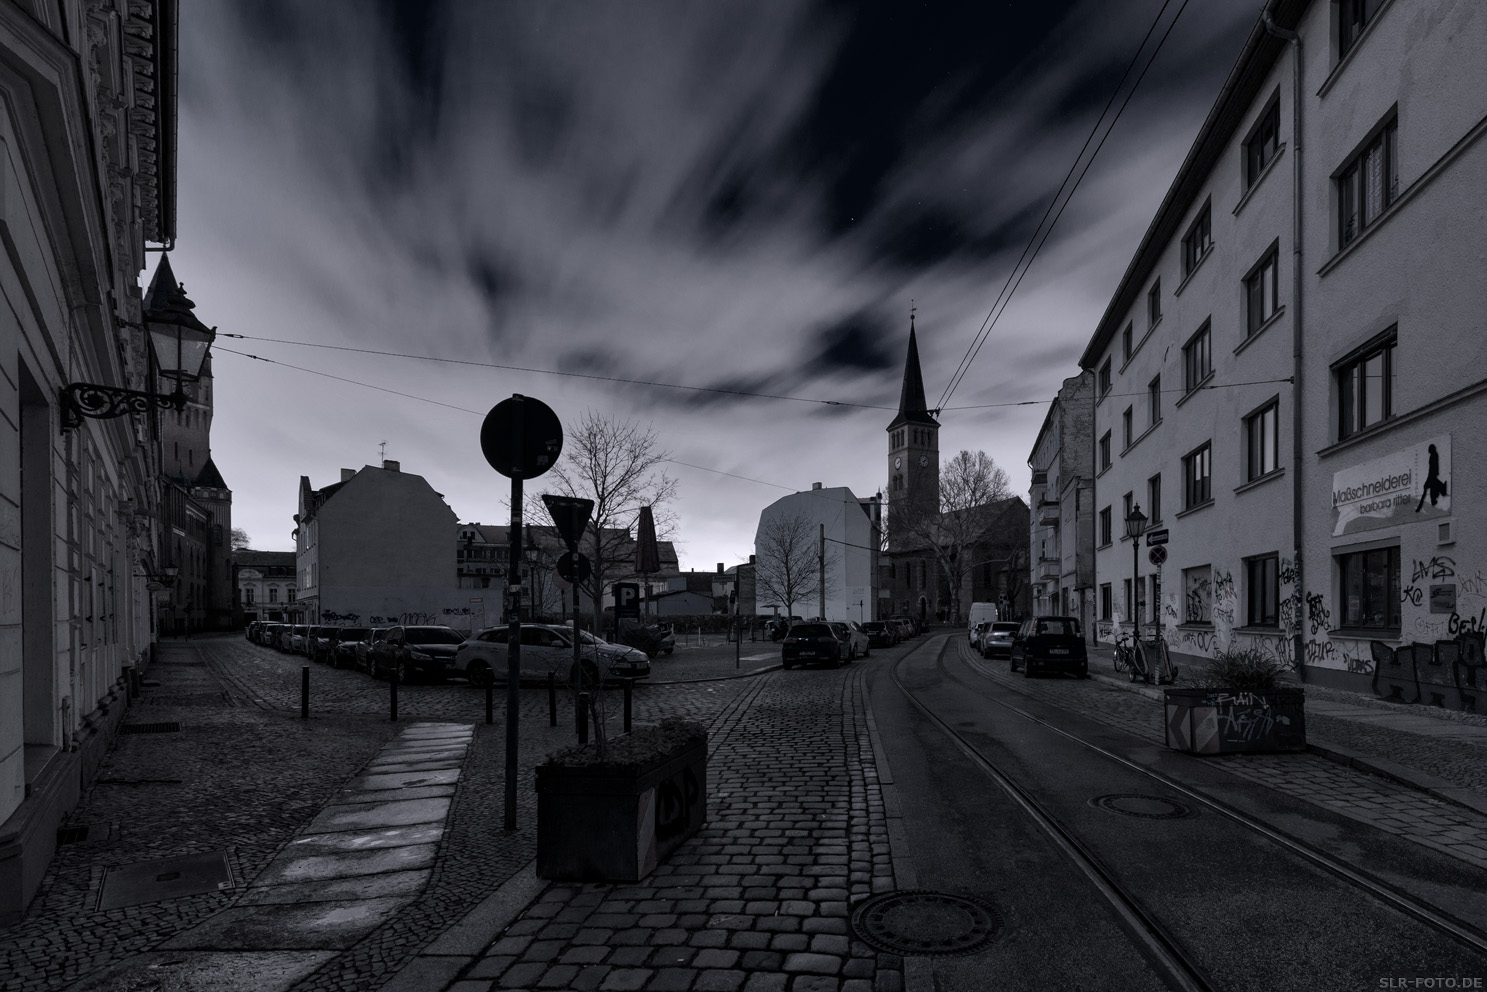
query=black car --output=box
[861,621,898,648]
[369,625,466,682]
[1009,616,1089,678]
[781,622,845,669]
[329,627,372,668]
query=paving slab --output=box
[235,869,433,906]
[355,758,466,774]
[356,767,462,790]
[333,784,456,804]
[61,951,338,992]
[255,841,440,883]
[304,797,452,832]
[284,822,444,853]
[157,897,413,950]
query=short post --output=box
[390,665,399,722]
[548,672,557,727]
[622,680,633,733]
[301,666,310,719]
[577,691,590,744]
[485,680,494,725]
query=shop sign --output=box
[1331,435,1451,537]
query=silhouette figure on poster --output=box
[1416,444,1448,511]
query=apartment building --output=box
[1079,0,1486,692]
[1028,372,1096,635]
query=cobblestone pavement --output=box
[446,662,897,992]
[956,639,1487,871]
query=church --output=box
[882,316,1030,625]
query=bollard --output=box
[548,672,558,728]
[390,665,398,722]
[301,666,310,719]
[485,679,494,725]
[577,692,590,745]
[623,680,632,733]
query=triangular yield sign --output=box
[542,494,594,552]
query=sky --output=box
[168,0,1260,572]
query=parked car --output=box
[330,627,372,668]
[455,624,650,687]
[354,628,390,672]
[781,622,846,669]
[1009,616,1089,678]
[827,621,870,660]
[308,627,338,663]
[369,625,467,683]
[970,620,990,647]
[288,625,311,654]
[979,621,1020,659]
[890,615,921,637]
[861,621,897,648]
[615,620,675,658]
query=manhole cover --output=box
[1090,794,1194,819]
[119,722,181,735]
[850,890,1003,956]
[97,851,234,910]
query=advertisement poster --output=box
[1331,435,1451,537]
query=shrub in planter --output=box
[536,718,707,881]
[1164,649,1305,754]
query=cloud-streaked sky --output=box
[172,0,1258,571]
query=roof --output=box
[194,457,228,490]
[888,316,940,431]
[234,550,295,569]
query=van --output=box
[967,602,999,638]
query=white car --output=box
[455,624,651,687]
[979,621,1021,659]
[827,621,871,660]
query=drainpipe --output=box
[1263,10,1305,680]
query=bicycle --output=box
[1112,628,1147,682]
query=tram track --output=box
[885,634,1487,989]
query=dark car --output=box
[354,628,390,673]
[781,622,846,669]
[369,625,466,682]
[307,626,338,663]
[329,627,372,668]
[890,615,921,637]
[861,621,898,648]
[1009,616,1088,678]
[616,620,675,658]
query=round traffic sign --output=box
[480,395,563,479]
[1148,545,1168,567]
[557,551,592,585]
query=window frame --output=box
[1181,202,1213,277]
[1099,506,1112,548]
[1339,0,1380,60]
[1147,474,1162,526]
[1099,431,1112,471]
[1244,99,1281,189]
[1183,441,1212,509]
[1244,246,1280,337]
[1337,544,1400,629]
[1122,406,1133,450]
[1335,329,1397,440]
[1244,554,1279,627]
[1100,583,1112,622]
[1337,116,1398,250]
[1098,359,1112,400]
[1122,322,1133,363]
[1183,321,1212,394]
[1147,280,1161,329]
[1244,399,1280,481]
[1182,564,1212,624]
[1148,375,1161,428]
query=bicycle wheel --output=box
[1129,641,1151,683]
[1112,643,1128,674]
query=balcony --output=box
[1037,500,1060,526]
[1037,557,1060,581]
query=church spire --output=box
[888,310,939,431]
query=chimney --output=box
[383,460,400,472]
[717,562,724,575]
[749,554,756,564]
[341,468,355,482]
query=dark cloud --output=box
[804,311,896,376]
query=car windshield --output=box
[404,627,465,645]
[863,623,884,632]
[993,623,1019,633]
[1036,619,1079,636]
[791,624,833,638]
[339,628,371,640]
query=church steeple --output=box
[888,313,939,432]
[887,310,940,518]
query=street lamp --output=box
[61,257,215,431]
[1124,502,1148,644]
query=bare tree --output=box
[230,527,251,551]
[755,511,839,620]
[889,450,1013,625]
[541,410,678,635]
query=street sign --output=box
[614,582,641,620]
[1149,545,1168,566]
[480,395,563,479]
[556,551,592,585]
[542,494,594,552]
[1145,528,1170,547]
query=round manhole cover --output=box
[850,890,1003,956]
[1089,793,1194,819]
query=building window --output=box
[289,588,297,603]
[1099,431,1112,471]
[1245,101,1281,188]
[1338,118,1398,249]
[1123,578,1134,623]
[1183,322,1212,392]
[1181,203,1212,276]
[1100,583,1112,621]
[1245,248,1279,336]
[1147,474,1162,525]
[1122,491,1134,528]
[1183,565,1211,624]
[1339,0,1379,59]
[1183,442,1212,508]
[1148,376,1161,427]
[1337,332,1396,439]
[244,588,253,606]
[1148,280,1161,328]
[1245,401,1280,481]
[1245,555,1278,626]
[1122,407,1133,449]
[1099,359,1111,399]
[1122,323,1133,362]
[1099,507,1112,547]
[1338,545,1400,628]
[269,587,278,603]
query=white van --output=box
[967,602,999,638]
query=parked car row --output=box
[243,620,650,686]
[779,615,925,669]
[973,621,1021,659]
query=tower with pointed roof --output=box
[887,312,940,539]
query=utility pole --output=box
[818,523,826,621]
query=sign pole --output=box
[504,395,524,832]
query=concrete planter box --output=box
[1163,687,1306,754]
[535,731,706,882]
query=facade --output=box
[1028,372,1096,636]
[754,484,881,622]
[1079,0,1486,691]
[235,551,297,623]
[0,0,180,919]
